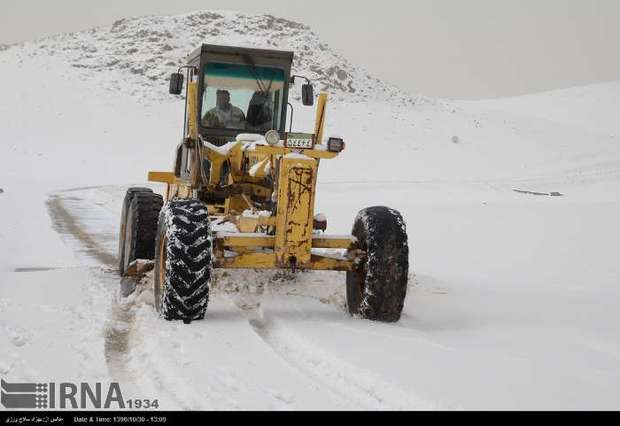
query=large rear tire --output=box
[118,188,163,276]
[154,199,213,323]
[346,206,409,322]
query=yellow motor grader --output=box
[118,44,409,323]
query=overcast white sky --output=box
[1,0,619,99]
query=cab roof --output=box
[188,44,295,64]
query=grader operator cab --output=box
[118,44,409,324]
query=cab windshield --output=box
[201,62,285,132]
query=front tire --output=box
[346,206,409,322]
[154,199,213,322]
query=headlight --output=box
[327,137,345,153]
[265,130,280,146]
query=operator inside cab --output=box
[200,62,286,145]
[202,89,247,129]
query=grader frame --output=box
[147,45,356,273]
[119,44,409,324]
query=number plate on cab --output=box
[284,132,315,149]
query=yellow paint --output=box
[148,171,176,184]
[235,214,277,233]
[308,254,352,271]
[217,234,275,248]
[251,145,338,159]
[237,216,259,233]
[214,234,351,250]
[202,141,243,188]
[187,81,198,139]
[311,236,353,249]
[274,156,317,267]
[249,157,271,178]
[313,92,328,145]
[214,251,353,271]
[215,252,276,269]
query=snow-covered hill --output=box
[1,11,620,411]
[3,10,416,105]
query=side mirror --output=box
[302,83,314,106]
[169,73,184,95]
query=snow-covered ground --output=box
[1,11,619,410]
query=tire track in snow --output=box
[121,319,202,410]
[47,194,117,267]
[230,295,435,410]
[47,192,134,381]
[52,185,434,410]
[46,188,193,409]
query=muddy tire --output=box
[346,206,409,322]
[118,189,163,276]
[154,199,213,323]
